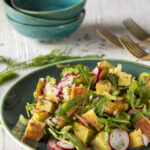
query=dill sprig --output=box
[0,49,102,85]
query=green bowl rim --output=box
[6,10,85,28]
[2,0,82,23]
[10,0,86,15]
[0,57,150,150]
[6,10,85,29]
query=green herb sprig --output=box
[0,49,102,85]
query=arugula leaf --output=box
[76,64,91,88]
[142,104,150,118]
[64,133,85,150]
[56,93,92,117]
[93,98,109,116]
[108,73,118,88]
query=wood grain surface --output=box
[0,0,150,149]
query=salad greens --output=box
[12,60,150,150]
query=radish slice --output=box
[74,113,88,127]
[43,83,52,96]
[128,108,142,116]
[65,74,77,78]
[51,117,57,124]
[92,66,101,85]
[142,134,149,147]
[109,128,130,150]
[47,139,57,150]
[56,141,75,150]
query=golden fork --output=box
[123,18,150,42]
[97,26,150,47]
[119,35,150,60]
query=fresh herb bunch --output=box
[0,49,102,85]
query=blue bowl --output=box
[3,0,79,26]
[11,0,86,19]
[6,10,85,41]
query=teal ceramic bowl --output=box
[10,0,86,19]
[3,0,79,26]
[0,58,150,150]
[6,10,85,41]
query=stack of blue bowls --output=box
[3,0,86,41]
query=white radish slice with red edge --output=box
[109,128,130,150]
[74,113,88,127]
[47,139,57,150]
[142,134,149,147]
[128,108,142,116]
[56,141,75,150]
[43,83,52,96]
[92,66,101,85]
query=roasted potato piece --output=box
[129,129,144,148]
[118,73,131,87]
[74,122,95,144]
[96,80,113,94]
[91,131,111,150]
[146,77,150,90]
[71,87,89,105]
[33,111,49,121]
[34,78,45,101]
[82,109,104,131]
[135,117,150,141]
[36,100,56,113]
[23,119,46,141]
[97,60,114,69]
[97,61,114,80]
[104,100,128,116]
[57,117,66,128]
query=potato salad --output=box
[12,60,150,150]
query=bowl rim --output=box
[0,58,150,150]
[6,10,85,28]
[10,0,86,15]
[2,0,80,23]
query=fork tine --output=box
[127,18,149,35]
[119,36,140,58]
[123,18,149,41]
[119,35,147,58]
[97,26,122,48]
[123,36,147,57]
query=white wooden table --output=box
[0,0,150,149]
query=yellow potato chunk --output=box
[82,109,104,131]
[74,122,95,144]
[36,100,55,113]
[91,131,111,150]
[129,129,144,148]
[33,111,49,121]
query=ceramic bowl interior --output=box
[0,58,150,150]
[3,0,79,26]
[11,0,85,13]
[6,10,85,41]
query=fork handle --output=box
[138,42,150,47]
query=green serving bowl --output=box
[6,10,85,41]
[11,0,86,20]
[0,58,150,150]
[3,0,79,26]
